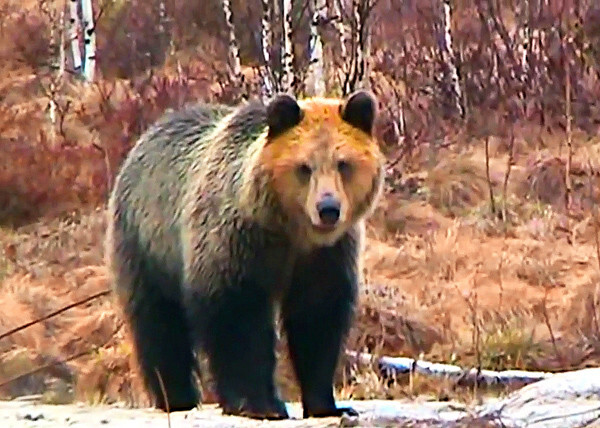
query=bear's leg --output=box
[282,246,359,419]
[125,267,200,412]
[197,285,288,420]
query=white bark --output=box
[343,0,372,94]
[260,0,274,100]
[347,351,553,388]
[281,0,295,94]
[360,1,372,89]
[440,0,463,117]
[399,100,405,136]
[81,0,96,82]
[305,0,327,96]
[221,0,243,87]
[158,1,166,33]
[68,0,82,74]
[158,0,175,61]
[43,2,66,144]
[517,0,530,104]
[520,0,530,76]
[332,0,348,72]
[350,0,361,94]
[58,7,66,79]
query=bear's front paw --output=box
[222,398,289,420]
[304,405,359,418]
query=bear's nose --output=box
[317,195,341,226]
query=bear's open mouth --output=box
[312,223,336,233]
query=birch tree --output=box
[260,0,275,101]
[359,0,372,90]
[280,0,295,94]
[347,0,362,94]
[519,0,530,78]
[67,0,82,75]
[157,0,174,63]
[81,0,96,82]
[221,0,243,88]
[332,0,348,89]
[305,0,327,97]
[516,0,530,107]
[437,0,463,118]
[40,0,66,143]
[341,0,374,95]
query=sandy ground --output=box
[0,398,471,428]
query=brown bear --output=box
[105,90,385,420]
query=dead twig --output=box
[0,289,111,341]
[0,323,122,390]
[155,369,172,427]
[502,131,515,225]
[541,286,563,366]
[587,156,600,338]
[485,136,496,214]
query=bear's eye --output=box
[297,163,312,180]
[337,160,352,176]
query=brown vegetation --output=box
[2,0,600,412]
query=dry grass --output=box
[3,0,600,413]
[4,149,599,406]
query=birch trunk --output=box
[331,0,349,92]
[68,0,82,75]
[260,0,275,100]
[360,0,372,90]
[81,0,96,82]
[281,0,295,94]
[305,0,327,96]
[158,0,172,62]
[348,0,361,95]
[58,8,66,82]
[43,1,66,144]
[343,0,372,95]
[439,0,463,117]
[520,0,530,77]
[221,0,243,88]
[158,1,166,34]
[332,0,348,84]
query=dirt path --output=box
[0,398,471,428]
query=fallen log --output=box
[346,350,554,388]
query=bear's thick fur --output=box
[106,91,385,419]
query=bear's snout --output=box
[316,194,341,226]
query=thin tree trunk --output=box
[43,1,66,144]
[439,0,463,117]
[305,0,327,96]
[564,36,573,214]
[332,0,348,86]
[350,0,361,94]
[520,0,530,77]
[261,0,275,100]
[157,0,171,63]
[221,0,243,88]
[343,0,373,95]
[68,0,82,75]
[281,0,295,94]
[360,0,372,89]
[81,0,96,82]
[58,7,66,80]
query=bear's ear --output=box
[266,93,304,139]
[339,90,378,136]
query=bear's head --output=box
[254,90,385,248]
